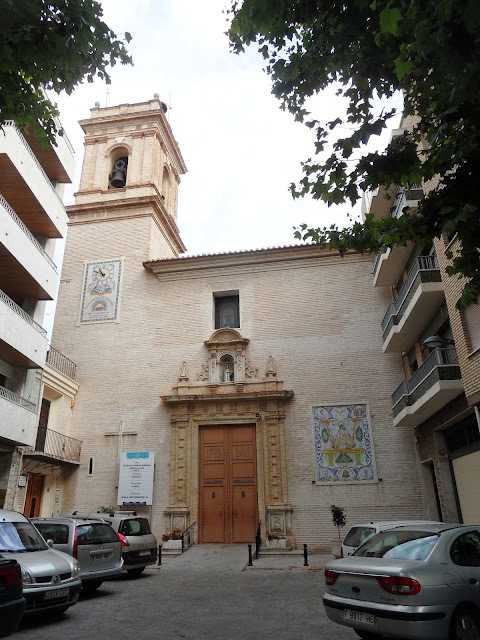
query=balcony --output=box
[24,428,81,465]
[0,195,58,300]
[390,185,423,219]
[0,289,48,368]
[372,242,415,287]
[46,347,77,380]
[23,115,76,184]
[382,256,444,353]
[0,386,39,447]
[392,348,464,427]
[0,122,68,238]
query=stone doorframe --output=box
[161,390,295,547]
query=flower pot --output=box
[329,537,342,558]
[266,538,286,549]
[162,539,182,550]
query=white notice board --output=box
[117,452,155,506]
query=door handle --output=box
[220,510,223,518]
[234,510,238,518]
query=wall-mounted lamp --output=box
[423,335,455,349]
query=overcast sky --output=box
[51,0,402,259]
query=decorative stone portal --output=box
[161,329,295,547]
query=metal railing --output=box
[52,115,76,157]
[46,347,77,380]
[0,194,57,271]
[25,427,82,462]
[392,347,458,407]
[381,255,439,332]
[391,184,423,219]
[3,121,65,208]
[372,245,389,275]
[0,385,37,412]
[181,521,196,553]
[0,288,47,337]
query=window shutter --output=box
[465,299,480,352]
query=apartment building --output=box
[364,131,480,525]
[0,118,77,511]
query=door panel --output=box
[24,474,44,518]
[199,425,257,543]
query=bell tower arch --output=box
[68,97,187,258]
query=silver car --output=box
[33,516,123,592]
[94,511,157,576]
[324,523,480,640]
[341,520,443,557]
[0,510,81,615]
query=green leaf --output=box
[379,6,403,35]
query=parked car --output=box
[0,510,81,615]
[92,511,157,575]
[33,516,123,592]
[341,520,443,557]
[323,523,480,640]
[0,554,25,637]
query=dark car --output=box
[0,555,25,638]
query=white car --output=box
[341,520,443,557]
[0,510,82,615]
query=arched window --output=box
[108,148,129,189]
[162,166,171,206]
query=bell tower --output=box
[67,97,187,258]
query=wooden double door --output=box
[199,425,258,544]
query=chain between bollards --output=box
[248,543,253,566]
[303,543,309,567]
[157,544,162,566]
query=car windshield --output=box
[353,530,439,560]
[0,521,48,552]
[343,526,375,547]
[119,518,152,536]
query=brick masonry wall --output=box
[53,215,429,547]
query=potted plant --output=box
[330,505,346,558]
[161,530,182,550]
[266,532,286,549]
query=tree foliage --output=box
[0,0,132,144]
[227,0,480,308]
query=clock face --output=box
[78,258,124,325]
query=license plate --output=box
[139,550,151,556]
[343,609,375,625]
[92,552,112,561]
[45,587,70,600]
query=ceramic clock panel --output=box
[78,257,124,324]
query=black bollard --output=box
[303,543,309,567]
[157,544,162,566]
[248,544,253,566]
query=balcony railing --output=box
[392,347,458,407]
[0,194,57,271]
[372,245,389,276]
[0,385,37,413]
[391,184,423,219]
[381,255,439,332]
[25,428,81,463]
[3,121,65,208]
[0,288,47,337]
[46,347,77,380]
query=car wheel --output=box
[82,580,103,592]
[450,606,480,640]
[354,631,383,640]
[127,567,145,576]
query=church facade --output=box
[50,99,431,549]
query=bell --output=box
[109,159,127,188]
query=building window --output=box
[445,414,480,456]
[215,294,239,329]
[464,298,480,353]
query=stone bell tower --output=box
[67,96,187,259]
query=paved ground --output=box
[15,546,361,640]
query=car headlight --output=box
[72,559,81,578]
[21,566,34,584]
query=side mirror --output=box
[47,539,54,548]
